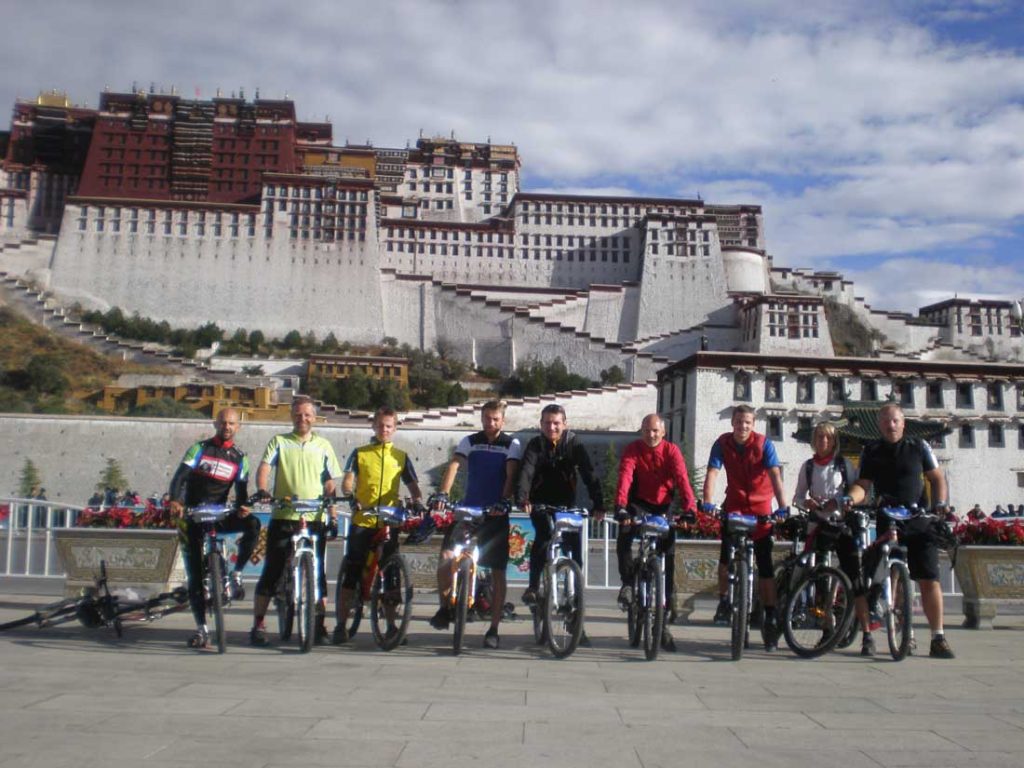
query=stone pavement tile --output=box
[860,749,1023,768]
[810,712,1016,732]
[394,738,643,768]
[634,746,883,768]
[306,718,523,744]
[27,692,241,715]
[228,698,429,721]
[697,693,888,713]
[424,700,622,723]
[937,729,1024,751]
[870,696,1024,714]
[355,681,526,704]
[0,732,177,767]
[526,721,744,748]
[620,707,820,729]
[155,735,405,766]
[733,726,965,751]
[87,713,322,739]
[171,681,357,702]
[525,689,705,710]
[0,708,111,734]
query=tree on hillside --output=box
[18,458,42,498]
[127,397,204,419]
[96,458,129,493]
[25,355,69,396]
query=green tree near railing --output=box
[18,458,42,497]
[96,458,128,494]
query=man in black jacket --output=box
[516,404,603,613]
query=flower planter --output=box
[953,545,1024,629]
[54,528,185,598]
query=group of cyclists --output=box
[169,394,955,659]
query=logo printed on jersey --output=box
[196,456,239,482]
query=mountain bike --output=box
[779,506,856,658]
[335,500,415,651]
[621,512,674,660]
[717,508,761,660]
[187,503,239,653]
[843,504,952,661]
[263,497,333,653]
[441,503,511,654]
[530,505,589,659]
[0,560,187,637]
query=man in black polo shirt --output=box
[169,408,260,650]
[847,403,953,659]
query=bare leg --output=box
[436,551,453,607]
[254,594,270,624]
[918,578,944,633]
[759,576,776,608]
[336,586,354,628]
[717,562,728,597]
[490,570,507,631]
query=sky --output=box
[2,0,1022,313]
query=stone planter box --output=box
[54,528,185,598]
[953,545,1024,629]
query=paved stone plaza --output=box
[1,593,1023,768]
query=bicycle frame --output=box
[448,505,485,614]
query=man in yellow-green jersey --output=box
[333,406,423,644]
[250,397,341,646]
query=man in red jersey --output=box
[615,414,697,652]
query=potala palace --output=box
[1,88,1022,510]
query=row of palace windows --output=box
[77,206,256,237]
[731,372,1022,411]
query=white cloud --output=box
[1,0,1023,312]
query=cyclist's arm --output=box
[847,478,872,507]
[438,455,466,495]
[924,467,947,507]
[256,461,272,494]
[768,466,787,511]
[401,457,422,503]
[702,466,719,506]
[501,458,520,501]
[669,443,696,512]
[574,440,604,511]
[233,456,251,516]
[516,440,540,509]
[168,462,190,512]
[341,471,355,499]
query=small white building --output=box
[658,351,1024,512]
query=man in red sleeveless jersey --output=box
[702,404,788,651]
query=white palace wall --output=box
[48,202,386,342]
[0,414,631,508]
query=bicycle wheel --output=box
[0,598,79,632]
[531,583,547,645]
[208,552,226,654]
[545,559,585,659]
[335,559,363,639]
[782,566,854,659]
[296,552,316,653]
[730,557,749,661]
[644,557,665,661]
[887,560,913,661]
[370,554,413,651]
[452,557,471,655]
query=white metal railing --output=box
[1,497,85,578]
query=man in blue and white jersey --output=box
[430,400,521,649]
